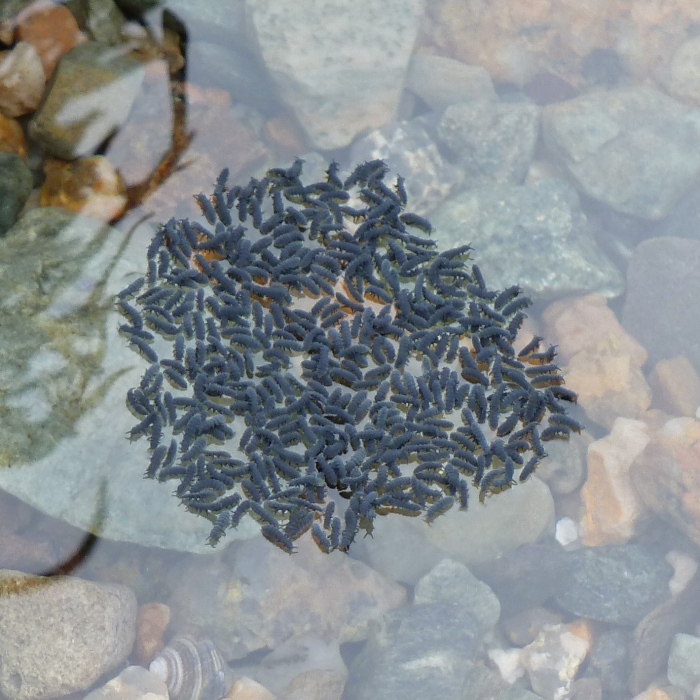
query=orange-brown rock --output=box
[543,295,652,428]
[133,603,171,667]
[40,156,127,222]
[580,418,651,547]
[422,0,700,92]
[0,113,28,159]
[632,417,700,548]
[16,1,86,79]
[649,356,700,418]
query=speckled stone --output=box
[542,87,700,220]
[0,569,137,700]
[437,99,540,187]
[413,558,500,636]
[345,603,480,700]
[430,179,624,300]
[246,0,426,149]
[554,544,672,625]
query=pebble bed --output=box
[116,159,579,552]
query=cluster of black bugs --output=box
[116,159,580,554]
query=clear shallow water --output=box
[2,2,700,699]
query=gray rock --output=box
[29,42,146,159]
[430,178,624,299]
[350,513,446,587]
[415,477,554,569]
[476,541,569,619]
[554,544,672,625]
[246,0,426,150]
[668,633,700,695]
[0,570,137,700]
[0,208,257,552]
[542,87,700,220]
[345,603,480,700]
[405,55,497,112]
[461,664,543,700]
[414,559,500,636]
[437,100,540,187]
[0,153,32,236]
[240,635,347,696]
[166,534,406,659]
[622,236,700,372]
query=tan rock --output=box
[16,1,86,78]
[520,622,591,700]
[632,417,700,548]
[543,294,652,428]
[133,603,171,667]
[581,418,651,547]
[40,155,127,222]
[228,677,276,700]
[0,41,45,118]
[0,570,137,700]
[649,356,700,418]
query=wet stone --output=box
[404,54,497,112]
[0,569,137,700]
[430,178,624,300]
[542,87,700,220]
[16,2,86,78]
[0,209,222,552]
[414,558,500,636]
[39,155,127,223]
[476,541,569,619]
[29,40,146,159]
[623,237,700,373]
[437,99,540,187]
[166,534,407,659]
[554,544,673,625]
[83,666,168,700]
[344,603,480,700]
[668,633,700,695]
[0,40,45,118]
[246,0,426,150]
[0,152,32,236]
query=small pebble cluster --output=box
[116,159,579,553]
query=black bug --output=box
[117,159,578,553]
